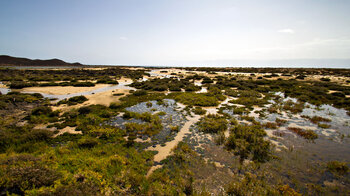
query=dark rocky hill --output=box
[0,55,83,66]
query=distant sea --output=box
[2,59,350,69]
[99,59,350,69]
[137,59,350,69]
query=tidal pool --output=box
[107,99,186,144]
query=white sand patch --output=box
[54,126,82,137]
[288,123,317,130]
[135,137,152,143]
[321,129,337,137]
[21,84,111,95]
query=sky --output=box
[0,0,350,67]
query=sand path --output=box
[146,114,201,177]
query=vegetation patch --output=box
[230,96,268,108]
[327,161,349,175]
[192,106,206,115]
[26,106,60,124]
[147,142,197,195]
[287,127,318,141]
[225,124,272,163]
[318,123,331,129]
[197,114,228,133]
[122,111,163,136]
[57,95,88,106]
[263,122,278,129]
[170,92,225,106]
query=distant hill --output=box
[0,55,83,66]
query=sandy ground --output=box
[42,77,133,111]
[0,83,7,88]
[52,88,130,111]
[19,77,132,96]
[21,84,111,95]
[84,88,130,105]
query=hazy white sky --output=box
[0,0,350,67]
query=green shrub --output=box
[67,95,88,105]
[327,161,349,175]
[225,124,271,163]
[170,126,180,132]
[275,118,287,126]
[133,90,148,96]
[171,92,224,106]
[31,106,52,116]
[197,114,228,133]
[287,127,318,141]
[0,155,60,195]
[146,101,152,108]
[214,132,226,145]
[185,84,201,92]
[109,102,122,109]
[230,97,268,108]
[303,115,331,124]
[225,172,297,195]
[9,81,36,89]
[57,95,88,106]
[24,129,53,142]
[263,122,278,129]
[192,107,206,115]
[157,111,166,116]
[77,137,99,148]
[318,123,331,129]
[282,100,305,114]
[113,93,124,96]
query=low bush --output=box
[282,100,305,114]
[0,161,60,195]
[303,115,331,124]
[96,77,119,84]
[9,81,36,89]
[272,131,285,137]
[113,93,124,96]
[225,124,271,163]
[170,126,180,132]
[230,97,268,108]
[263,122,278,129]
[133,90,148,96]
[197,114,228,133]
[68,95,88,104]
[171,92,225,107]
[58,95,88,106]
[31,106,52,115]
[214,132,226,145]
[327,161,349,175]
[192,107,206,115]
[275,118,287,126]
[77,137,99,148]
[318,123,331,129]
[287,127,318,141]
